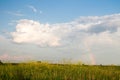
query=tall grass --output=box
[0,62,120,80]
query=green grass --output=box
[0,62,120,80]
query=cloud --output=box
[7,11,24,16]
[11,13,120,48]
[11,19,61,47]
[83,30,120,46]
[39,10,42,14]
[0,53,32,62]
[28,5,37,13]
[8,20,17,26]
[71,13,120,33]
[0,35,7,41]
[2,13,120,64]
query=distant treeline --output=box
[0,60,119,67]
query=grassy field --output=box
[0,62,120,80]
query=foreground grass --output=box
[0,62,120,80]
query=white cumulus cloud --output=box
[11,13,120,48]
[11,19,61,47]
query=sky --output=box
[0,0,120,65]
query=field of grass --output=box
[0,62,120,80]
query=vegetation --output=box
[0,60,3,65]
[0,62,120,80]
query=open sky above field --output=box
[0,0,120,65]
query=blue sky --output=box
[0,0,120,64]
[0,0,120,28]
[0,0,120,33]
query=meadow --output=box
[0,62,120,80]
